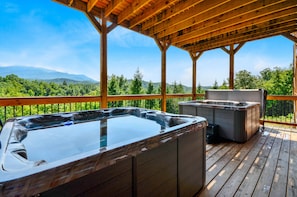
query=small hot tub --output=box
[0,107,207,196]
[179,99,260,143]
[179,89,266,143]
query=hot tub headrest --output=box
[205,89,267,117]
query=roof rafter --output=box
[131,0,204,30]
[142,0,231,34]
[87,0,99,12]
[172,1,297,46]
[117,0,153,24]
[129,0,181,29]
[184,18,297,52]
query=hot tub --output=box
[179,89,266,143]
[0,107,207,196]
[179,99,260,143]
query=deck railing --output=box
[0,94,296,126]
[264,95,297,126]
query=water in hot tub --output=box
[21,115,161,163]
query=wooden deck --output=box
[197,126,297,197]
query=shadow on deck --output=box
[197,126,297,197]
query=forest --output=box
[0,65,293,117]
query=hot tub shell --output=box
[0,107,207,196]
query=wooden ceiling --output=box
[54,0,297,53]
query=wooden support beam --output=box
[221,43,245,89]
[293,43,297,123]
[85,11,117,109]
[189,52,203,100]
[283,32,297,43]
[155,39,170,112]
[100,11,108,108]
[85,12,102,33]
[229,44,235,89]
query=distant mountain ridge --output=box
[0,66,97,83]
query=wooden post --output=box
[282,32,297,123]
[221,42,245,89]
[189,52,203,100]
[85,12,117,109]
[293,43,297,123]
[229,44,235,89]
[155,39,170,112]
[100,12,108,108]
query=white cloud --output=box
[109,26,155,48]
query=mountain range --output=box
[0,66,97,83]
[0,65,204,91]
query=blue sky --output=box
[0,0,294,86]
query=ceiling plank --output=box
[176,8,297,49]
[152,0,263,38]
[87,0,99,12]
[129,0,181,29]
[142,0,231,34]
[172,1,297,46]
[185,15,297,51]
[130,0,203,29]
[105,0,126,17]
[184,19,297,52]
[117,0,152,24]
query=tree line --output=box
[0,65,294,115]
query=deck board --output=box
[197,126,297,197]
[287,131,297,197]
[270,131,290,197]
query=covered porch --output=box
[1,0,297,196]
[53,0,297,112]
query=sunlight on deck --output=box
[198,126,297,197]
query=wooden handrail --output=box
[267,95,297,101]
[0,96,102,106]
[1,94,297,127]
[0,93,198,107]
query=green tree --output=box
[219,80,229,89]
[130,68,143,107]
[234,70,257,89]
[145,81,156,109]
[212,80,219,89]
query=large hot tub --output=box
[0,107,207,196]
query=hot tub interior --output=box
[0,107,207,196]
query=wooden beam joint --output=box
[283,32,297,43]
